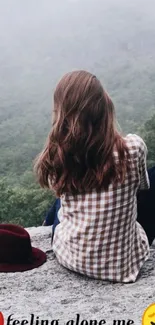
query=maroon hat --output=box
[0,224,47,272]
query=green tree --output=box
[143,114,155,167]
[0,178,54,227]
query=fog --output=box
[0,0,155,224]
[0,0,155,167]
[1,0,155,111]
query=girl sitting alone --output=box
[34,70,153,283]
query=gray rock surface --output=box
[0,226,155,325]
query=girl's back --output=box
[34,70,150,283]
[52,134,150,283]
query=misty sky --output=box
[0,0,155,116]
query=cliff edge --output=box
[0,226,155,325]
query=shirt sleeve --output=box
[138,137,150,190]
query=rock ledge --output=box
[0,226,155,325]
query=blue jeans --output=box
[137,166,155,245]
[45,198,60,241]
[45,167,155,245]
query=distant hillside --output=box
[0,0,155,226]
[0,0,155,183]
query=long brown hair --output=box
[34,70,129,196]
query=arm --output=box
[138,138,150,190]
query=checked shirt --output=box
[52,134,150,282]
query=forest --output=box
[0,0,155,226]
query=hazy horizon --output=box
[0,0,155,176]
[1,0,155,114]
[0,0,155,225]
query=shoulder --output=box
[124,134,147,157]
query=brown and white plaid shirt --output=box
[52,134,150,283]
